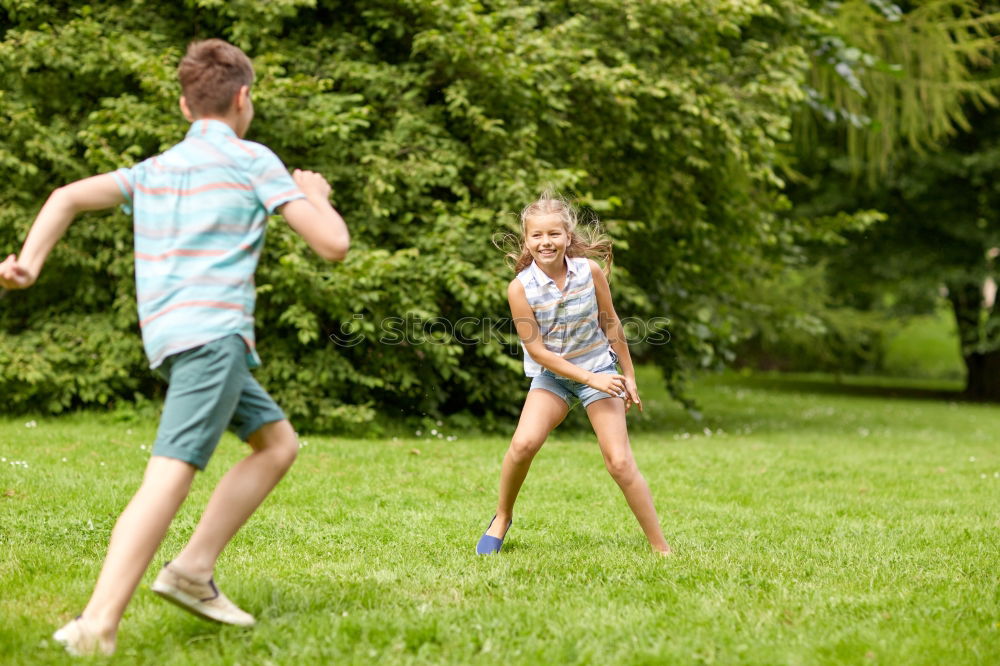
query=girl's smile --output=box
[525,212,569,274]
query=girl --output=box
[476,194,672,556]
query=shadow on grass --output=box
[731,375,966,403]
[614,368,987,437]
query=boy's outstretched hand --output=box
[279,169,349,262]
[292,169,332,202]
[0,254,36,290]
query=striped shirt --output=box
[112,119,305,369]
[516,256,615,377]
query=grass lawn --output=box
[1,368,998,664]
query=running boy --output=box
[0,39,349,656]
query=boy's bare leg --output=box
[75,456,197,647]
[586,398,672,554]
[168,419,298,580]
[487,389,568,538]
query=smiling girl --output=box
[476,194,671,555]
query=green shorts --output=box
[152,335,286,470]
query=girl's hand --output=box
[0,254,36,289]
[588,372,627,398]
[623,376,643,413]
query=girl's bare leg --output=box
[586,397,671,553]
[486,389,569,538]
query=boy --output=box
[0,39,349,656]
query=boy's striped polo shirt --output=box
[515,256,615,377]
[112,119,305,369]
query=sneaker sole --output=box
[151,581,255,627]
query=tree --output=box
[798,0,999,182]
[791,1,1000,396]
[0,0,859,427]
[797,107,1000,396]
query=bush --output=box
[1,1,840,428]
[734,264,897,374]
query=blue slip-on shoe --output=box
[475,515,512,555]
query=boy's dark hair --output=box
[178,39,254,117]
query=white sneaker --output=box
[151,563,255,627]
[52,616,115,656]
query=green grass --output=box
[1,368,998,664]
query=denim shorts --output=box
[152,335,286,470]
[529,362,622,409]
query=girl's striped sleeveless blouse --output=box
[515,256,615,377]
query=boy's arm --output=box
[0,173,125,289]
[278,169,350,261]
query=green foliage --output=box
[785,1,1000,394]
[798,0,1000,183]
[0,0,859,428]
[735,263,896,374]
[793,99,1000,394]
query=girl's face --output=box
[524,213,570,271]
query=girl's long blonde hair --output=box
[497,191,613,276]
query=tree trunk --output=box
[962,349,1000,400]
[949,280,1000,400]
